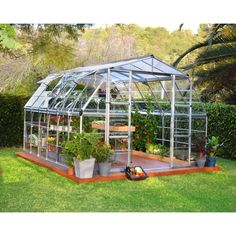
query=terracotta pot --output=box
[48,144,57,152]
[67,167,75,176]
[120,145,126,150]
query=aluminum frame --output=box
[23,55,207,169]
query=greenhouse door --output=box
[170,75,192,168]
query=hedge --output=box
[0,94,235,159]
[0,94,28,147]
[204,103,236,159]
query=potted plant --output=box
[63,132,100,179]
[64,155,75,176]
[47,136,56,152]
[93,142,114,176]
[205,136,223,167]
[118,138,128,150]
[110,88,118,99]
[98,88,106,98]
[146,143,169,159]
[194,136,206,168]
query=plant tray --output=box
[125,166,148,181]
[92,123,135,132]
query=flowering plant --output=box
[48,136,56,144]
[50,115,68,125]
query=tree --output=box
[0,24,90,96]
[0,24,22,52]
[173,24,236,104]
[0,24,201,96]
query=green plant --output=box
[117,138,128,149]
[146,143,169,158]
[93,142,114,163]
[110,88,118,98]
[62,132,100,161]
[132,100,159,151]
[0,94,28,147]
[75,83,85,91]
[193,135,206,158]
[64,155,74,167]
[205,136,223,158]
[47,136,56,145]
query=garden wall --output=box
[0,94,235,159]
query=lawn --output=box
[0,148,236,212]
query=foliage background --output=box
[0,24,201,96]
[0,95,27,147]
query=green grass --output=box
[0,148,236,212]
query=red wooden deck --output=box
[15,151,220,184]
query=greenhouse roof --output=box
[39,54,188,85]
[25,55,190,113]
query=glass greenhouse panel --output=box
[23,55,207,170]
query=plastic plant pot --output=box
[74,158,95,179]
[196,157,206,168]
[206,156,217,167]
[98,162,112,176]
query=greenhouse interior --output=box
[23,54,207,172]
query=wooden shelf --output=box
[92,123,136,132]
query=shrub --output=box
[204,103,236,159]
[0,94,28,147]
[146,143,169,158]
[93,142,114,163]
[132,102,159,151]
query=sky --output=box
[1,0,234,34]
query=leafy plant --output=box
[132,100,159,151]
[146,143,169,158]
[48,136,56,145]
[64,155,74,167]
[0,24,22,51]
[193,135,206,159]
[93,142,114,163]
[110,88,118,98]
[62,132,100,161]
[173,24,236,104]
[117,138,128,149]
[75,83,85,91]
[205,136,223,158]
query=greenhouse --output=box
[23,54,207,172]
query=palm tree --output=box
[173,24,236,104]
